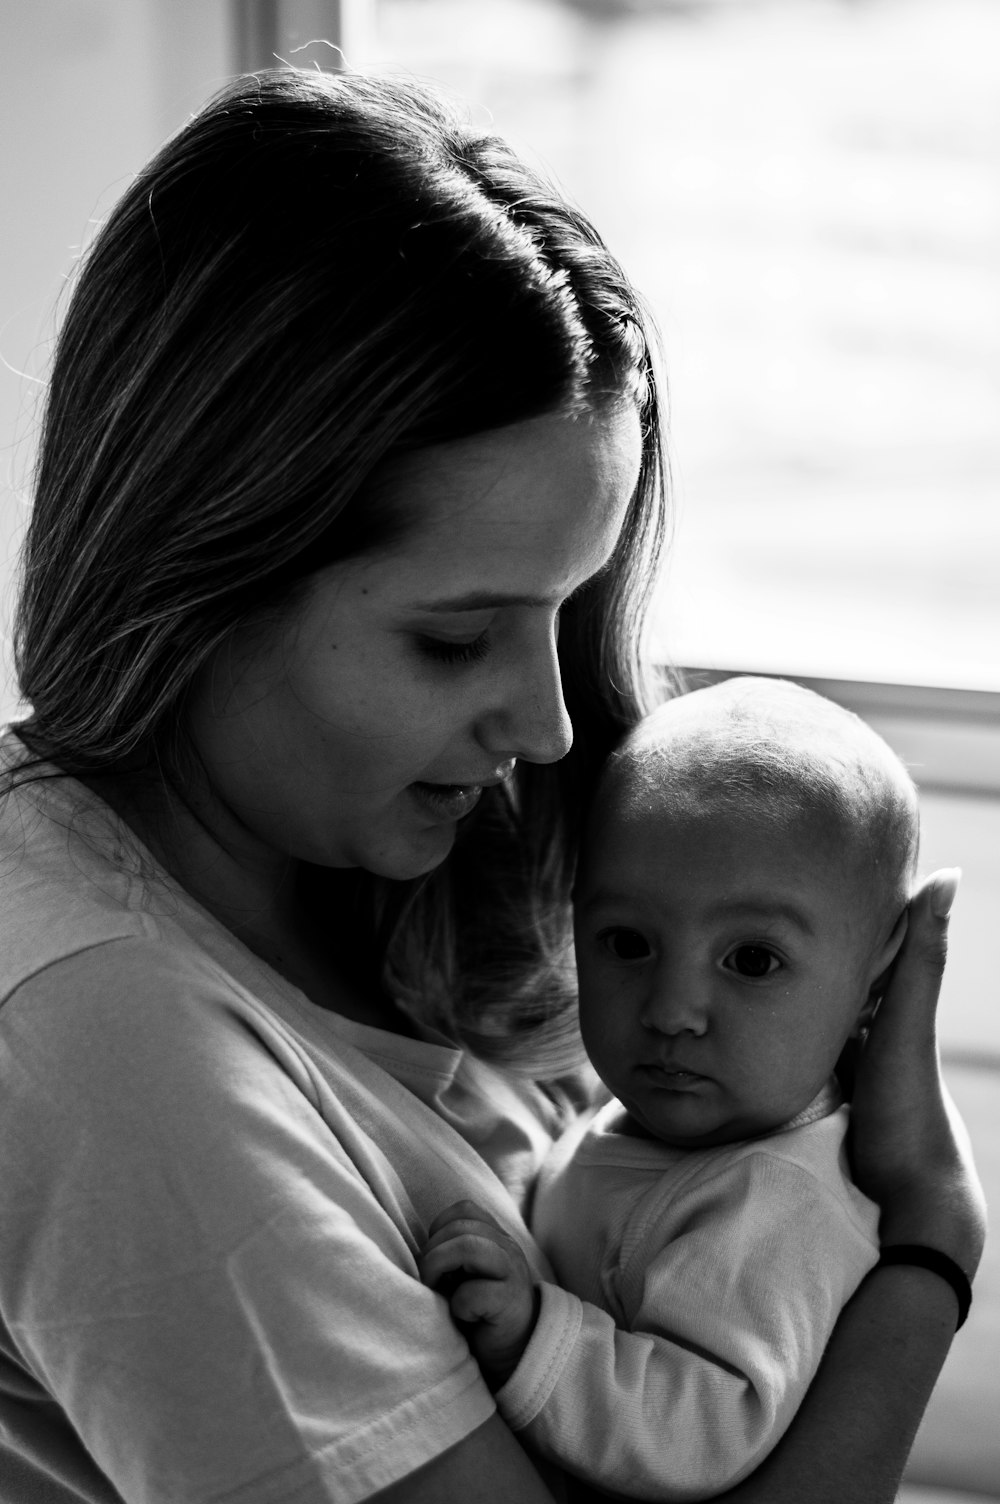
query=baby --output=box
[420,676,925,1501]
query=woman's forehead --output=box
[377,405,641,505]
[356,406,642,591]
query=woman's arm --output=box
[565,1266,966,1504]
[372,1415,558,1504]
[708,1264,964,1504]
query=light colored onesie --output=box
[0,734,563,1504]
[494,1087,880,1501]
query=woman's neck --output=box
[85,766,416,1034]
[96,762,298,934]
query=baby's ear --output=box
[859,907,910,1024]
[839,910,909,1098]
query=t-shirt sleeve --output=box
[496,1149,879,1501]
[0,938,495,1504]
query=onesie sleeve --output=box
[495,1149,879,1501]
[0,939,495,1504]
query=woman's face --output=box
[186,405,642,881]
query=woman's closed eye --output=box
[599,926,652,961]
[415,632,492,666]
[723,944,782,979]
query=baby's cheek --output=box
[577,998,622,1076]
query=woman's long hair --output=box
[13,69,669,1075]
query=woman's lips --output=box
[409,781,485,821]
[410,763,515,823]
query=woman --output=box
[0,69,983,1504]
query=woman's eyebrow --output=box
[409,590,559,612]
[410,576,603,613]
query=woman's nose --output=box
[480,629,574,765]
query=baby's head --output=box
[573,676,919,1147]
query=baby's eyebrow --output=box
[576,892,817,937]
[575,887,639,914]
[706,900,816,936]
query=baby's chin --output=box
[622,1105,796,1150]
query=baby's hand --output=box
[418,1199,540,1389]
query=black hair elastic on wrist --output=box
[878,1245,973,1330]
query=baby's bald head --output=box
[587,677,919,935]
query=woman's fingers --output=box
[875,869,957,1044]
[849,867,986,1272]
[854,870,957,1117]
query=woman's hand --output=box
[419,1200,540,1390]
[848,868,986,1276]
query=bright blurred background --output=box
[375,0,1000,695]
[1,2,997,1497]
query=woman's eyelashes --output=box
[415,632,492,666]
[415,584,586,667]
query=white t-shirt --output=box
[0,736,563,1504]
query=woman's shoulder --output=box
[0,738,166,1000]
[0,745,267,1067]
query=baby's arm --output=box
[425,1153,879,1502]
[418,1200,541,1390]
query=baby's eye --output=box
[600,927,652,961]
[724,945,782,979]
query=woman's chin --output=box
[359,821,458,882]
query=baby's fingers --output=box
[425,1198,504,1241]
[418,1227,515,1295]
[450,1276,518,1327]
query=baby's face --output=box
[574,798,898,1148]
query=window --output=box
[372,0,1000,693]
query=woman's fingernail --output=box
[930,868,962,918]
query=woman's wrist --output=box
[876,1245,973,1329]
[876,1164,986,1280]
